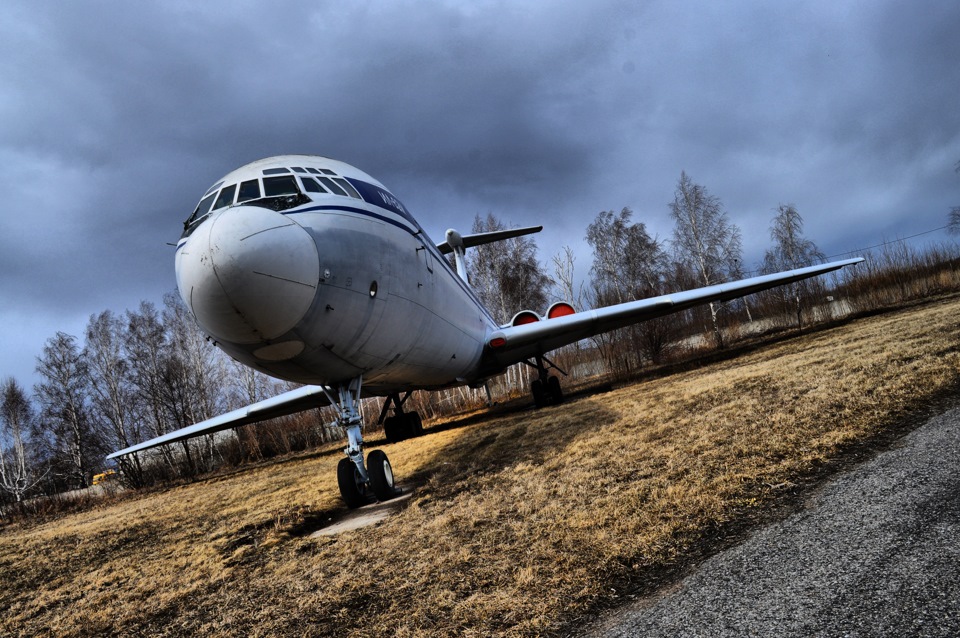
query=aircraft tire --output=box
[337,458,369,509]
[384,416,404,443]
[407,412,424,437]
[532,379,547,408]
[367,450,397,501]
[547,376,564,404]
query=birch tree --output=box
[0,378,41,503]
[125,301,182,474]
[85,310,146,486]
[551,245,580,307]
[947,160,960,235]
[761,204,826,329]
[34,332,99,488]
[586,208,674,368]
[469,213,552,323]
[669,172,743,348]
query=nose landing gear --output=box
[324,376,400,508]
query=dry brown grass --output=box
[4,296,960,637]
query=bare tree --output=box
[0,378,42,503]
[226,358,285,460]
[84,310,146,486]
[547,245,585,371]
[587,208,666,302]
[586,208,675,369]
[162,294,224,425]
[34,332,100,489]
[669,172,743,348]
[162,293,230,470]
[551,245,581,307]
[948,160,960,235]
[469,213,552,323]
[761,204,826,330]
[125,301,182,474]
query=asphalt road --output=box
[583,405,960,637]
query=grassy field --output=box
[3,296,960,637]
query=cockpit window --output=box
[263,168,290,175]
[306,167,321,174]
[319,169,336,175]
[213,184,237,210]
[263,175,300,197]
[237,179,261,202]
[334,178,361,199]
[318,176,347,196]
[203,181,224,197]
[291,167,307,173]
[190,192,217,223]
[300,176,328,193]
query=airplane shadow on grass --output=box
[268,382,620,537]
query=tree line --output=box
[4,170,960,511]
[1,294,338,510]
[469,172,836,374]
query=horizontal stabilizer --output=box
[436,225,543,254]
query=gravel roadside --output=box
[583,405,960,637]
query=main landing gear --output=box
[378,391,425,443]
[528,354,565,408]
[323,376,399,508]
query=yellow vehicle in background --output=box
[92,469,116,485]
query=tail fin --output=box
[437,226,543,281]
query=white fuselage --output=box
[175,155,497,392]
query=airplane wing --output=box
[482,257,864,369]
[106,385,331,459]
[109,258,861,460]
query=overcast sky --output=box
[2,0,958,388]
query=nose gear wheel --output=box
[324,376,399,507]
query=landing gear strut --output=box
[323,376,399,507]
[378,391,424,443]
[528,355,565,408]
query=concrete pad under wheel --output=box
[311,489,413,537]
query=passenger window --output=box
[334,178,361,199]
[237,179,261,202]
[300,177,327,193]
[213,184,237,209]
[263,175,300,197]
[318,176,347,196]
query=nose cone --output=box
[176,207,319,344]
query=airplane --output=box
[107,154,863,508]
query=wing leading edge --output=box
[106,385,331,459]
[482,257,864,369]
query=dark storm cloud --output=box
[2,0,959,385]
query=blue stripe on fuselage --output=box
[294,204,418,235]
[346,177,420,228]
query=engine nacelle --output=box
[508,302,576,328]
[546,301,576,319]
[510,310,541,326]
